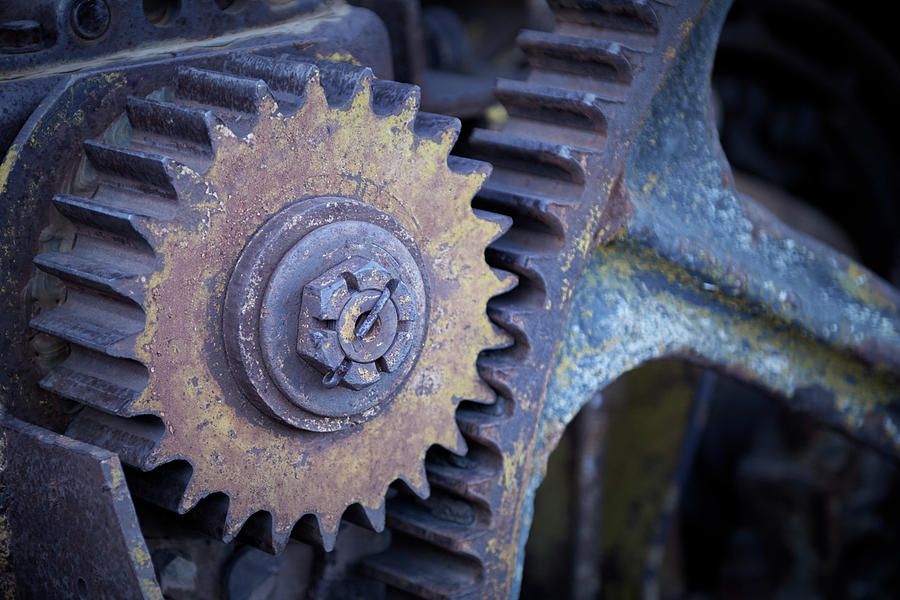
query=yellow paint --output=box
[114,64,510,539]
[0,143,18,198]
[838,261,898,312]
[315,51,361,66]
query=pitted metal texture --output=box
[225,197,429,430]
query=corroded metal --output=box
[0,415,162,599]
[361,2,724,598]
[3,0,900,598]
[18,49,509,554]
[225,198,429,428]
[363,1,900,598]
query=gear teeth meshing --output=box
[426,445,499,506]
[33,50,509,558]
[366,1,690,598]
[385,492,489,554]
[493,78,611,148]
[468,129,588,184]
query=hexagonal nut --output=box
[390,280,417,322]
[302,270,352,321]
[378,328,413,373]
[342,258,392,292]
[296,327,345,372]
[342,361,382,390]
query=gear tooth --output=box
[290,513,326,548]
[426,444,498,505]
[468,128,587,184]
[360,543,483,598]
[30,291,143,358]
[472,207,512,241]
[413,112,461,148]
[400,465,431,500]
[125,97,218,157]
[52,194,155,248]
[224,53,320,100]
[494,78,609,151]
[485,322,515,351]
[39,350,147,416]
[447,429,469,456]
[65,408,163,468]
[33,249,150,298]
[546,0,660,32]
[175,66,274,118]
[370,78,420,118]
[353,67,375,108]
[447,156,491,182]
[385,489,489,554]
[454,405,505,450]
[270,528,292,554]
[487,296,535,345]
[314,61,374,108]
[518,29,635,83]
[222,500,255,541]
[363,503,387,532]
[342,501,387,532]
[177,476,207,515]
[476,181,570,233]
[316,514,340,552]
[83,140,179,199]
[491,267,519,295]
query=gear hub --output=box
[224,198,428,430]
[30,53,511,549]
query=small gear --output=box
[31,53,511,550]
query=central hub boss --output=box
[224,196,429,432]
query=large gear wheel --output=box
[29,53,511,550]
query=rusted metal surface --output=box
[225,198,429,429]
[364,2,721,598]
[7,38,509,566]
[0,7,393,433]
[0,0,326,77]
[358,0,900,598]
[0,414,162,599]
[2,0,900,598]
[509,2,900,598]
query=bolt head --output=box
[296,256,419,389]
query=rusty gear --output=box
[30,53,511,550]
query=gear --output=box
[30,53,511,550]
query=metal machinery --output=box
[1,0,898,598]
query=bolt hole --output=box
[76,577,88,599]
[143,0,179,25]
[215,0,248,13]
[70,0,111,40]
